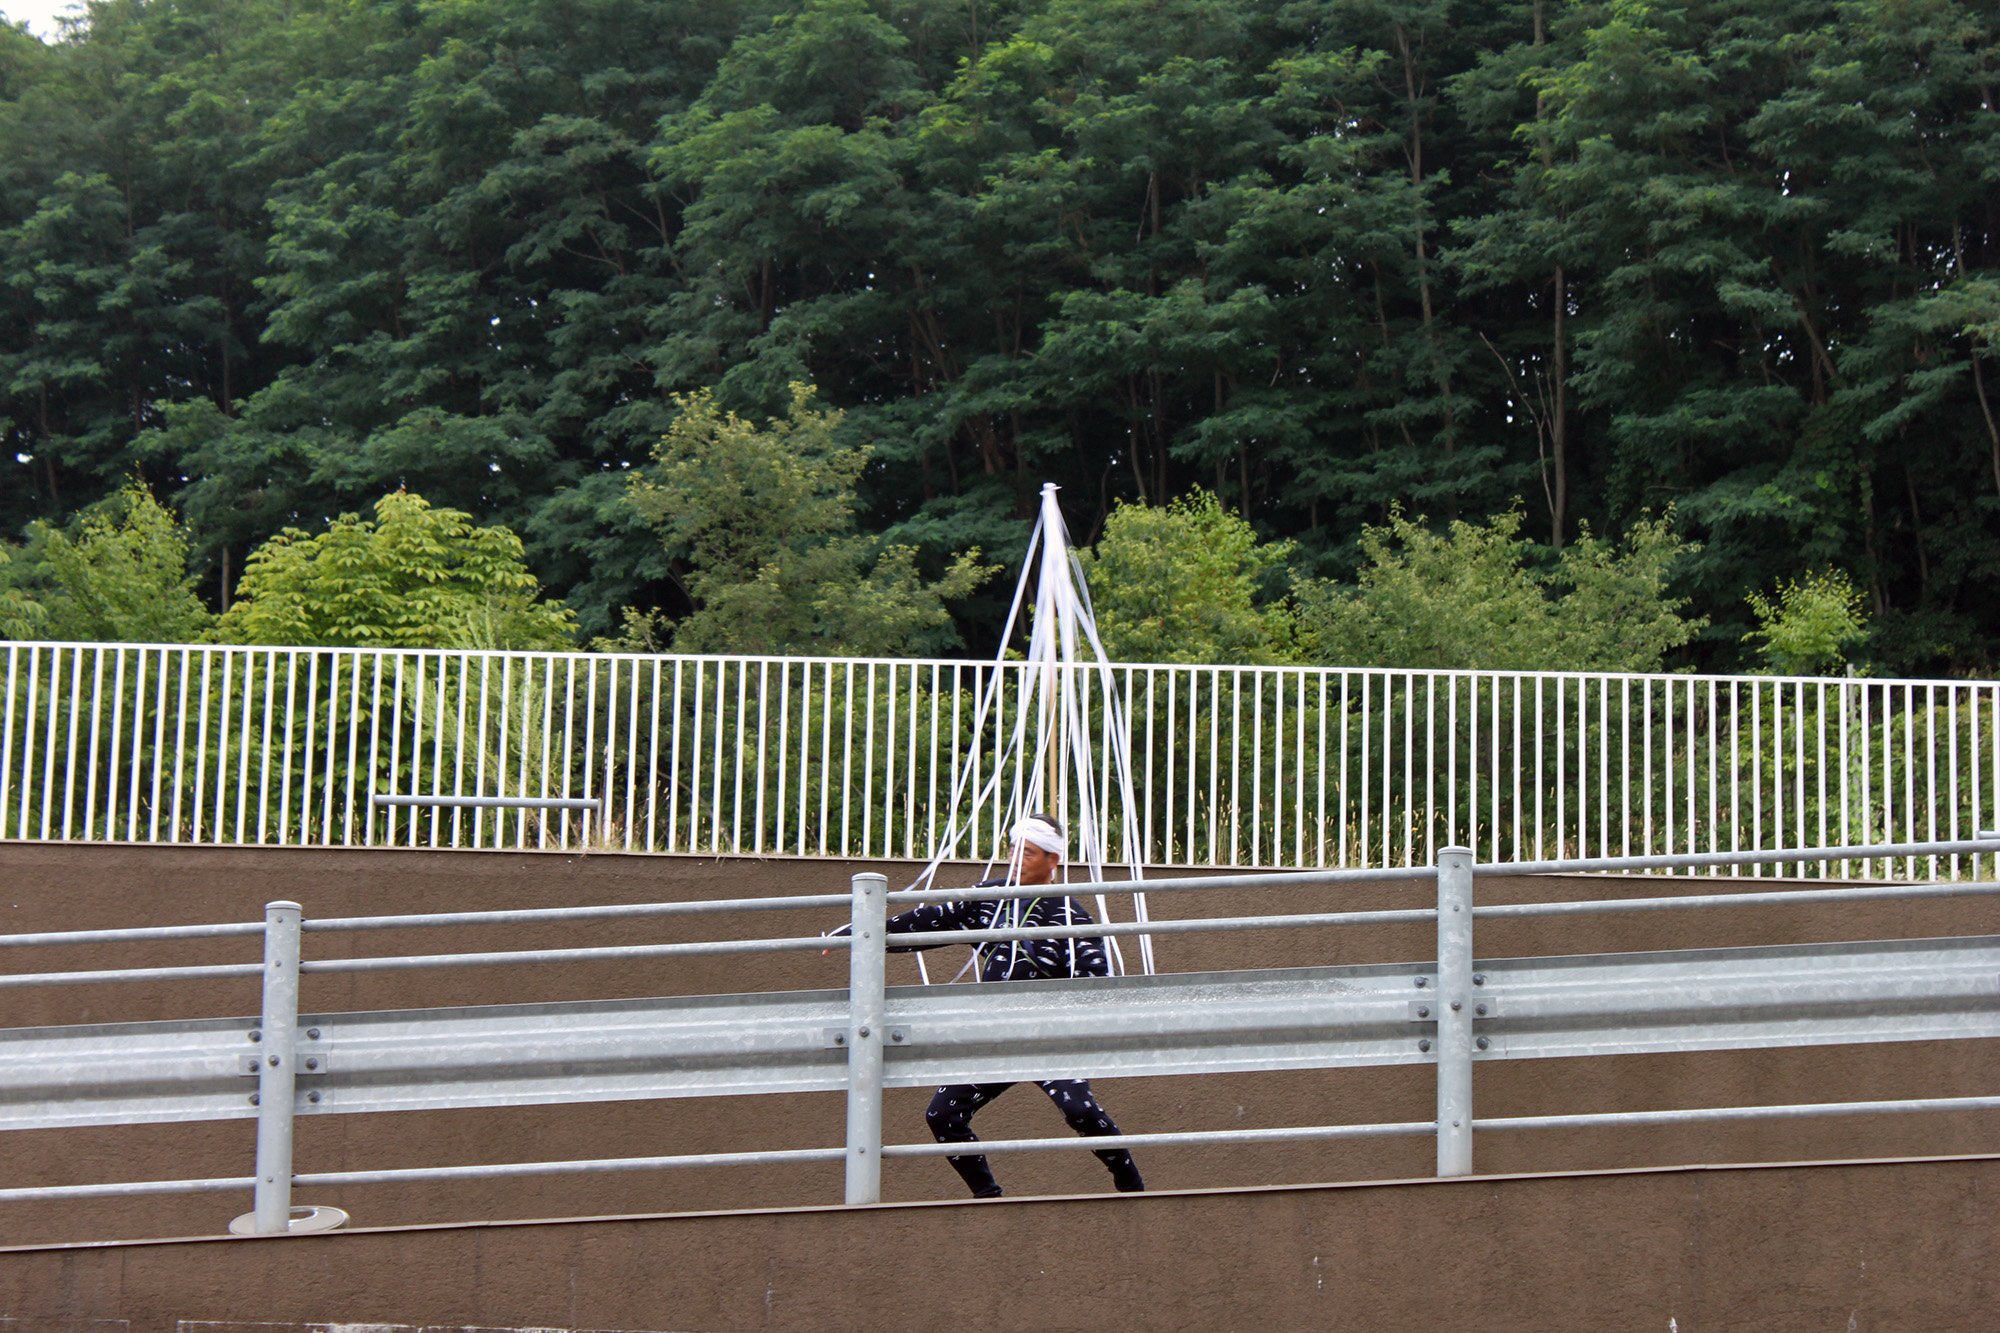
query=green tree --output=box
[29,484,216,642]
[1296,506,1706,672]
[1744,570,1868,677]
[628,385,993,654]
[1076,490,1296,664]
[0,545,48,640]
[219,491,576,649]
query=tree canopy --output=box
[1077,490,1296,665]
[1295,506,1706,672]
[625,385,993,654]
[2,0,1998,672]
[219,491,576,649]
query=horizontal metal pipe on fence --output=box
[10,639,2000,882]
[0,921,266,948]
[370,794,601,811]
[1477,878,2000,918]
[1472,837,2000,878]
[6,1091,1998,1206]
[0,961,264,989]
[0,837,1993,984]
[296,934,850,974]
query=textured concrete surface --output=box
[0,1155,1992,1332]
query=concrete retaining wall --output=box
[0,1156,1993,1332]
[0,841,1992,1249]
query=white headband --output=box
[1010,817,1065,860]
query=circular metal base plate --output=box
[227,1204,349,1236]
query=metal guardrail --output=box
[0,837,1994,1234]
[7,640,2000,879]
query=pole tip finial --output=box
[1041,481,1060,495]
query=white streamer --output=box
[899,483,1156,979]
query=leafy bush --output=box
[1295,507,1707,672]
[219,492,575,650]
[626,386,993,656]
[1076,490,1297,665]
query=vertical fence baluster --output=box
[468,656,488,848]
[77,648,104,840]
[730,659,747,855]
[0,646,16,841]
[648,658,663,854]
[862,663,878,859]
[668,658,684,854]
[1254,668,1267,867]
[61,647,86,839]
[818,661,833,856]
[629,657,645,852]
[130,649,153,842]
[1449,674,1461,855]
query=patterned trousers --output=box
[924,1079,1143,1197]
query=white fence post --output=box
[844,871,887,1205]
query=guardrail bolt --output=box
[1472,974,1486,986]
[268,1055,279,1067]
[1476,1037,1490,1051]
[306,1028,320,1040]
[858,1025,870,1038]
[1414,977,1428,988]
[248,1030,262,1042]
[889,1029,905,1043]
[304,1058,318,1071]
[307,1091,321,1103]
[248,1093,259,1106]
[1475,1004,1488,1016]
[1449,1001,1461,1012]
[1417,1006,1430,1018]
[1418,1039,1431,1052]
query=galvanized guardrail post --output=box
[844,872,887,1205]
[252,900,302,1232]
[1435,848,1474,1177]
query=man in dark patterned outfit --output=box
[836,812,1145,1198]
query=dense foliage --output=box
[3,0,1998,671]
[219,490,577,648]
[1077,490,1298,665]
[622,384,993,653]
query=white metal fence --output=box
[4,640,1999,878]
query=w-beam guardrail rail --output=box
[0,839,1996,1233]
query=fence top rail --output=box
[1475,838,2000,878]
[6,638,1998,691]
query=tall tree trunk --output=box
[1395,23,1456,462]
[1535,0,1568,547]
[1952,226,2000,497]
[1550,266,1569,547]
